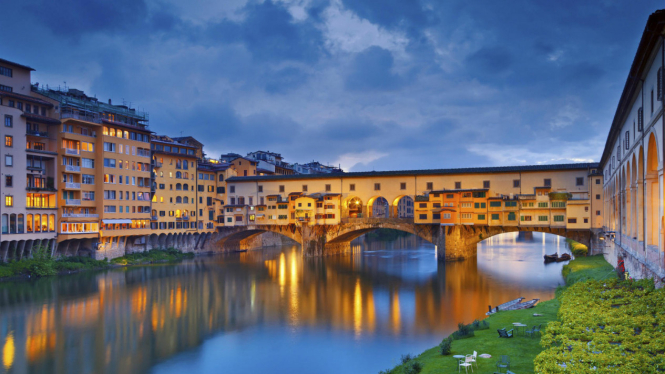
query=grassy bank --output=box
[0,248,194,280]
[110,248,194,265]
[381,254,615,374]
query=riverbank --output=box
[0,248,195,281]
[381,255,616,374]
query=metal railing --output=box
[65,148,80,155]
[64,199,81,205]
[65,182,81,189]
[26,130,49,137]
[65,165,81,172]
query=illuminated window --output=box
[5,195,13,206]
[4,135,12,147]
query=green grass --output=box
[110,248,194,265]
[382,254,615,374]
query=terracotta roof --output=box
[0,91,53,107]
[0,58,35,71]
[228,163,598,182]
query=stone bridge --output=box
[212,218,602,261]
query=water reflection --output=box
[0,232,569,374]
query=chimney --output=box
[108,99,112,105]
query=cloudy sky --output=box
[2,0,662,171]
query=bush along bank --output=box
[378,255,617,374]
[0,247,195,280]
[566,238,589,257]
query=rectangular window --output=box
[477,214,485,220]
[507,212,516,221]
[426,182,433,190]
[82,158,95,168]
[538,202,548,208]
[279,185,285,193]
[576,177,584,186]
[0,84,12,93]
[400,182,406,190]
[5,155,13,166]
[521,215,532,221]
[443,213,451,219]
[432,213,441,220]
[538,215,548,222]
[505,201,517,207]
[374,183,380,191]
[5,195,13,206]
[4,135,12,147]
[5,175,12,187]
[596,210,601,216]
[483,180,490,189]
[553,215,564,222]
[419,214,427,219]
[0,66,12,77]
[103,142,116,152]
[302,185,308,192]
[568,218,577,224]
[4,115,12,128]
[491,214,499,220]
[544,179,551,187]
[419,203,427,208]
[455,182,461,189]
[258,185,263,192]
[82,174,95,184]
[325,184,331,192]
[489,201,501,207]
[461,213,472,219]
[551,202,566,208]
[349,184,355,191]
[513,179,520,188]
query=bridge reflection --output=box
[0,238,558,374]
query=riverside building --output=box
[0,59,59,258]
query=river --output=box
[0,231,571,374]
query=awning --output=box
[102,219,132,224]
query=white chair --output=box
[469,351,478,369]
[459,355,474,373]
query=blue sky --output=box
[2,0,662,171]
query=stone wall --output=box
[604,234,665,288]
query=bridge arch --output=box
[343,196,364,218]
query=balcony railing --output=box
[62,213,98,218]
[64,199,81,206]
[153,160,163,167]
[176,216,190,221]
[26,166,45,172]
[27,130,49,137]
[65,148,80,155]
[151,215,158,221]
[62,130,96,138]
[65,182,81,189]
[26,186,56,192]
[65,165,81,172]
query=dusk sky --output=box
[2,1,662,171]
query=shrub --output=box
[403,360,422,374]
[452,322,475,340]
[439,336,453,355]
[566,239,588,257]
[471,319,489,330]
[0,266,13,278]
[400,354,413,364]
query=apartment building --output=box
[34,86,153,258]
[0,59,59,258]
[150,135,198,235]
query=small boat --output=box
[556,253,571,262]
[502,299,540,311]
[544,253,559,263]
[486,297,525,315]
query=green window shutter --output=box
[474,203,479,208]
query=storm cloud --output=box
[2,0,661,171]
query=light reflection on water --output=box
[0,232,570,374]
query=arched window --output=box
[183,183,188,190]
[17,214,24,233]
[176,160,181,169]
[176,196,182,204]
[26,214,33,232]
[1,214,8,234]
[34,214,41,232]
[183,160,188,170]
[219,174,224,182]
[176,171,182,179]
[42,214,48,232]
[183,197,189,204]
[9,214,16,234]
[176,183,182,190]
[49,214,55,232]
[152,209,157,216]
[175,209,181,218]
[184,172,188,179]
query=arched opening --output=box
[392,195,414,218]
[638,146,645,241]
[631,154,638,238]
[344,196,363,218]
[622,166,628,235]
[646,133,660,246]
[367,196,389,218]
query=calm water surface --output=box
[0,232,571,374]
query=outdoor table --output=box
[513,323,527,336]
[453,355,465,371]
